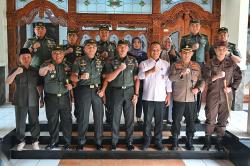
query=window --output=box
[16,0,33,10]
[48,0,68,12]
[77,0,152,14]
[161,0,213,13]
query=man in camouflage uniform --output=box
[169,46,204,151]
[97,25,116,124]
[71,39,104,151]
[180,19,209,123]
[202,41,242,152]
[103,40,139,151]
[63,29,84,118]
[23,22,56,107]
[39,45,72,150]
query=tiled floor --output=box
[4,159,235,166]
[1,103,248,166]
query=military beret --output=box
[34,22,45,27]
[67,29,78,35]
[84,39,97,46]
[190,19,200,24]
[118,40,130,46]
[19,48,31,56]
[217,27,228,34]
[214,41,228,48]
[52,45,64,51]
[181,45,193,52]
[99,25,109,31]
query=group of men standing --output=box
[6,19,242,152]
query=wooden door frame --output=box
[7,0,221,99]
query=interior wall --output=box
[220,0,249,70]
[0,0,8,103]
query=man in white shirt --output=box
[138,41,172,151]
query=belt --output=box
[113,86,133,90]
[45,92,68,97]
[81,84,99,89]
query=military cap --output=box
[19,48,31,56]
[118,40,130,46]
[84,39,97,46]
[189,19,200,24]
[34,22,45,27]
[99,24,109,31]
[217,27,228,34]
[181,45,193,52]
[67,29,78,35]
[52,45,64,51]
[214,41,228,48]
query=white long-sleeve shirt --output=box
[138,58,172,102]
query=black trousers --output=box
[73,86,79,118]
[195,62,204,119]
[195,92,202,119]
[44,93,72,144]
[142,101,165,144]
[171,101,196,137]
[104,86,112,122]
[163,106,169,120]
[111,87,134,145]
[77,86,104,145]
[15,106,40,143]
[136,81,144,118]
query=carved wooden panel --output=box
[7,0,221,99]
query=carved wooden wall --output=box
[7,0,221,98]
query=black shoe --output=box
[77,144,84,151]
[142,141,150,151]
[45,143,58,150]
[155,142,165,151]
[215,144,225,152]
[96,144,103,150]
[215,137,225,152]
[110,144,116,151]
[171,135,179,151]
[185,137,194,150]
[195,118,201,124]
[63,144,71,150]
[201,135,211,151]
[127,142,134,151]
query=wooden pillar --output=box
[151,0,162,43]
[183,11,191,35]
[7,0,17,101]
[68,0,77,28]
[210,0,221,44]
